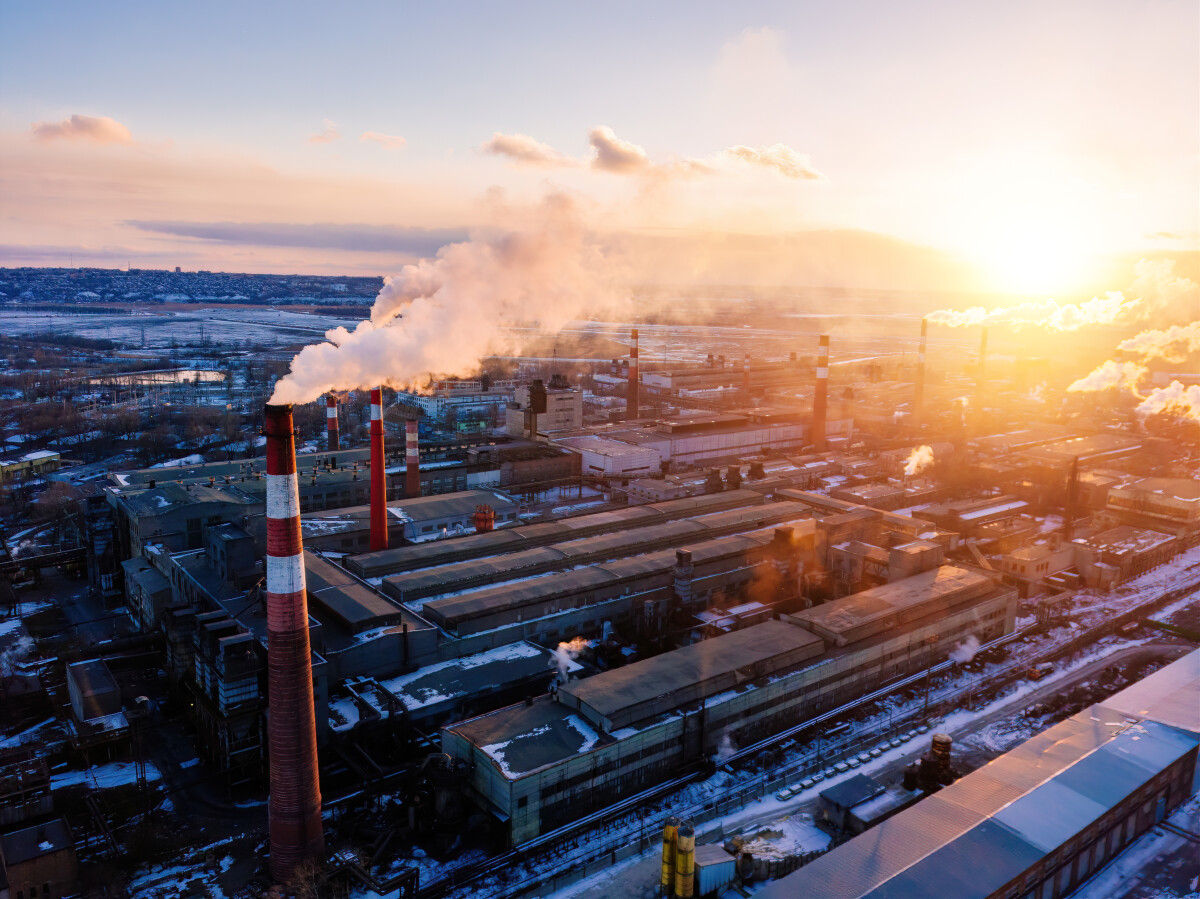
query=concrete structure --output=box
[1106,477,1200,532]
[505,384,583,438]
[1070,524,1177,588]
[108,481,261,558]
[395,381,516,426]
[262,404,323,881]
[628,328,640,420]
[756,649,1200,899]
[0,450,61,484]
[813,335,829,452]
[441,565,1016,844]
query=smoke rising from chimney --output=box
[1117,320,1200,364]
[552,636,592,684]
[904,445,935,476]
[1136,381,1200,421]
[1067,360,1148,395]
[270,195,627,405]
[949,635,981,664]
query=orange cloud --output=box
[723,144,825,180]
[588,125,650,174]
[360,131,406,150]
[482,131,579,167]
[308,119,340,144]
[31,114,133,145]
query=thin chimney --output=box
[813,334,829,452]
[913,318,927,428]
[325,394,339,452]
[369,387,388,552]
[743,355,751,394]
[978,327,988,389]
[262,403,324,882]
[405,419,421,498]
[628,327,640,421]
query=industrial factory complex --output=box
[3,318,1199,899]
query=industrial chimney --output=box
[628,328,640,421]
[743,355,751,394]
[325,395,339,452]
[369,387,388,552]
[262,404,323,882]
[404,419,421,498]
[913,318,927,428]
[813,334,829,452]
[978,327,988,389]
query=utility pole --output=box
[923,634,939,717]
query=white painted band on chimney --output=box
[371,405,382,421]
[327,407,337,419]
[266,553,306,597]
[266,473,301,520]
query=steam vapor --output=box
[1117,321,1200,364]
[904,445,935,476]
[1136,382,1200,421]
[552,636,592,684]
[927,293,1135,330]
[270,195,627,405]
[949,635,980,664]
[1067,360,1147,395]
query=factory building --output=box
[394,380,516,427]
[345,489,768,580]
[108,481,261,558]
[505,383,584,438]
[756,649,1200,899]
[1105,476,1200,536]
[441,565,1017,844]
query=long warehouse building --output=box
[757,648,1200,899]
[441,565,1018,844]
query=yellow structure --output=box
[661,816,679,896]
[674,822,695,899]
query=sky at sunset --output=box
[1,0,1196,297]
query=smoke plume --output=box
[722,144,825,180]
[552,636,592,684]
[1135,381,1200,421]
[588,126,651,174]
[904,445,935,476]
[1117,320,1200,364]
[270,195,627,404]
[949,635,981,664]
[713,733,736,764]
[927,293,1135,330]
[483,132,580,168]
[1067,360,1147,395]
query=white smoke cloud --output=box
[722,144,825,180]
[904,444,935,476]
[589,126,651,174]
[1136,381,1200,421]
[713,732,736,763]
[551,636,592,684]
[360,131,407,150]
[949,635,980,664]
[31,114,133,145]
[927,293,1136,330]
[270,194,628,404]
[1117,320,1200,364]
[1126,259,1198,320]
[1067,360,1147,395]
[308,119,340,144]
[482,132,580,168]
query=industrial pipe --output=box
[369,387,388,552]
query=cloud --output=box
[308,119,340,144]
[125,220,467,256]
[1144,231,1185,240]
[588,126,651,174]
[482,132,579,168]
[723,144,825,180]
[31,114,133,145]
[360,131,406,150]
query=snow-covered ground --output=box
[50,759,162,790]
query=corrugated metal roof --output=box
[1098,649,1200,735]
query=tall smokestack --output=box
[913,318,927,428]
[743,355,751,394]
[263,404,323,882]
[369,387,388,552]
[628,328,639,421]
[813,334,829,452]
[325,395,339,452]
[405,419,421,498]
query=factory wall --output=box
[446,585,1017,845]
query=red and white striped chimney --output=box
[913,318,927,428]
[405,419,421,498]
[628,327,640,420]
[369,387,388,552]
[743,355,751,393]
[263,403,323,882]
[813,334,829,452]
[325,394,339,452]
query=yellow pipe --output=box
[661,816,679,896]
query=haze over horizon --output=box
[1,0,1197,299]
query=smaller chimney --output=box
[326,394,339,451]
[913,317,927,428]
[404,419,421,498]
[813,334,829,453]
[628,328,640,420]
[369,387,387,552]
[743,355,751,393]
